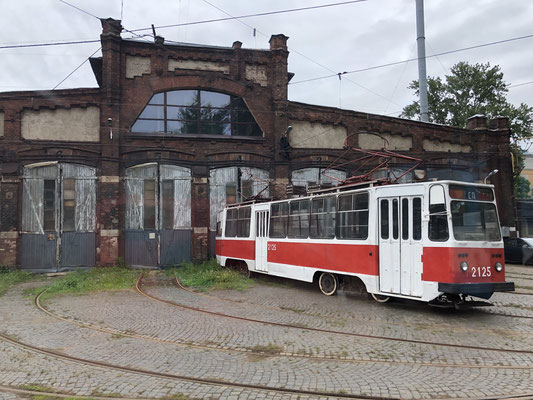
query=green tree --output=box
[401,61,533,198]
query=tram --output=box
[215,180,515,307]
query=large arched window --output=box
[131,90,262,137]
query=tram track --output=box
[1,277,533,400]
[33,284,532,370]
[136,273,533,356]
[0,330,393,400]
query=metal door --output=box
[399,197,423,297]
[125,164,191,267]
[21,163,96,272]
[379,198,401,293]
[379,196,423,297]
[254,208,269,272]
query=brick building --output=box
[0,18,515,271]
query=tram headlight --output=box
[460,261,468,272]
[495,262,503,272]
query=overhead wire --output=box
[52,47,101,90]
[289,33,533,85]
[58,0,100,19]
[194,0,400,108]
[509,81,533,89]
[129,1,367,33]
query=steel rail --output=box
[0,330,391,400]
[138,273,533,356]
[31,285,530,370]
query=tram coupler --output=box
[428,294,493,309]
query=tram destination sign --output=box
[449,185,494,201]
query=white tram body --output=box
[215,180,514,305]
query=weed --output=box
[0,269,34,296]
[161,393,192,400]
[38,267,139,301]
[20,384,52,392]
[249,343,284,355]
[279,306,305,313]
[110,333,124,339]
[169,259,254,292]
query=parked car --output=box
[504,237,533,265]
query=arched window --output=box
[131,90,262,137]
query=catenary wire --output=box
[193,0,401,108]
[289,33,533,85]
[129,1,367,33]
[58,0,100,19]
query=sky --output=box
[1,0,533,123]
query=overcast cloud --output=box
[1,0,532,120]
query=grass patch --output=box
[170,259,254,292]
[249,343,284,355]
[0,267,34,297]
[38,267,139,301]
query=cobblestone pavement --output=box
[1,265,533,399]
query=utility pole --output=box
[416,0,429,122]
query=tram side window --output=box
[237,206,251,237]
[380,200,389,240]
[270,202,288,238]
[225,209,238,237]
[429,185,449,241]
[288,199,310,238]
[338,192,369,239]
[413,198,422,240]
[310,196,336,239]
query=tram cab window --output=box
[270,202,288,238]
[338,192,369,240]
[288,199,310,238]
[429,185,449,241]
[310,196,336,239]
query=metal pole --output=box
[416,0,429,122]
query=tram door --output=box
[379,197,423,297]
[255,207,270,272]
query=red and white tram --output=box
[215,180,514,307]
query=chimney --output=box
[100,18,122,38]
[232,41,242,50]
[489,116,509,130]
[269,34,289,51]
[466,115,488,130]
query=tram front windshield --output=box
[449,185,501,241]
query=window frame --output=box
[337,191,369,240]
[131,90,263,138]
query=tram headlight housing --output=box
[495,262,503,272]
[460,261,468,272]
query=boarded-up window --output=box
[43,180,56,231]
[125,164,191,231]
[143,180,156,230]
[161,180,174,230]
[209,167,269,231]
[63,179,76,232]
[22,163,96,234]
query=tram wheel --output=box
[371,293,390,303]
[318,272,338,296]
